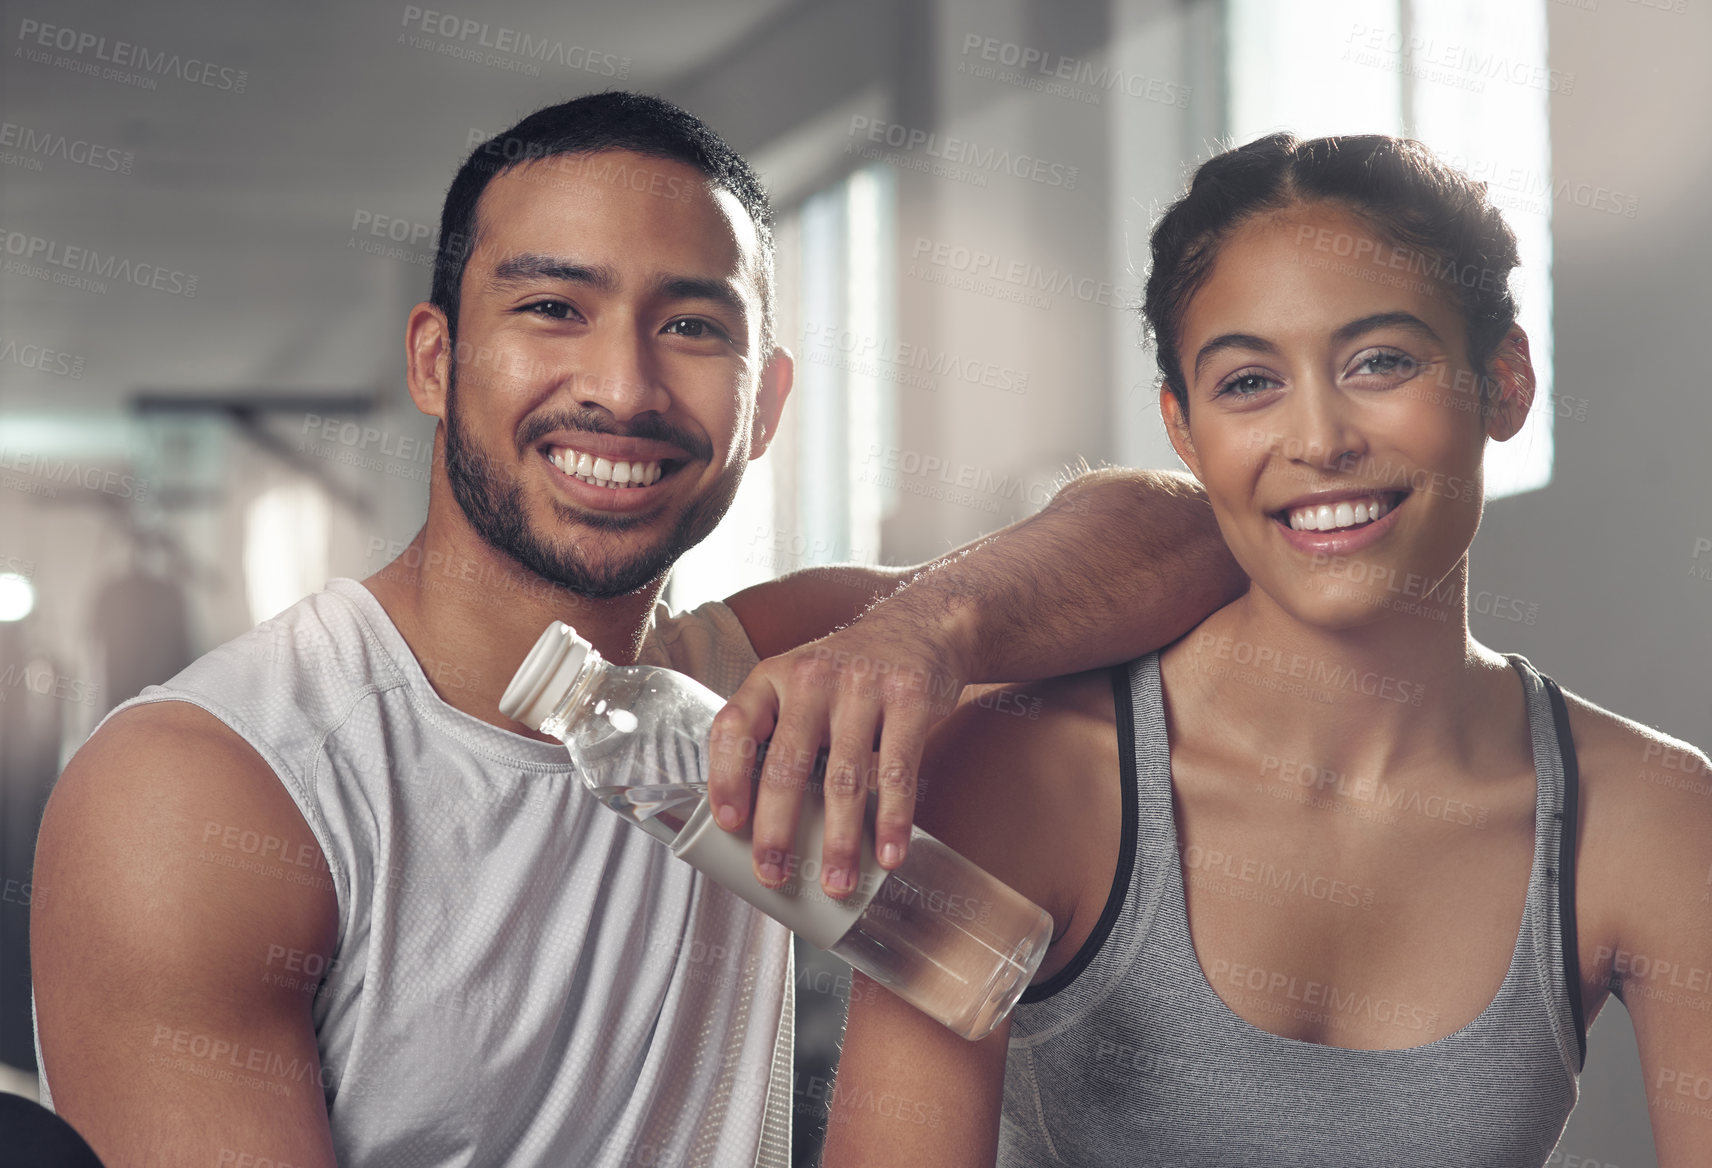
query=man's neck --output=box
[360,507,669,737]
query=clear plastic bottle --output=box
[500,620,1053,1040]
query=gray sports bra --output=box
[996,651,1585,1166]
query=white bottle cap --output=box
[499,621,591,731]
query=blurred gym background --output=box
[2,1,1706,1163]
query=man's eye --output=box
[521,301,575,320]
[664,318,722,339]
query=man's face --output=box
[436,148,783,598]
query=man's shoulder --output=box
[649,597,760,697]
[33,695,340,1132]
[92,581,405,794]
[153,582,399,713]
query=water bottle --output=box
[500,621,1053,1040]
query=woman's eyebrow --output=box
[1193,333,1276,379]
[1192,312,1445,379]
[1332,311,1443,346]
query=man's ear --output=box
[1160,386,1204,481]
[750,347,794,459]
[406,302,454,423]
[1484,325,1536,442]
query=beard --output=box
[441,358,746,600]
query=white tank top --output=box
[33,577,794,1168]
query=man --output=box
[30,92,1239,1167]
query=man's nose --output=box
[574,325,670,421]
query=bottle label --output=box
[670,791,891,949]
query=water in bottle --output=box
[499,620,1052,1040]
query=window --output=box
[668,165,896,611]
[244,479,330,624]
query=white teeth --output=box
[547,446,666,490]
[1288,495,1393,533]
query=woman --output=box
[822,134,1712,1167]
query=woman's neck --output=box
[1165,561,1519,784]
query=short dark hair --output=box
[1142,133,1520,414]
[429,90,776,355]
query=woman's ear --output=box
[1484,325,1536,442]
[1160,386,1205,480]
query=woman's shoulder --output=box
[923,670,1123,830]
[918,668,1127,926]
[1471,645,1706,803]
[946,666,1124,764]
[1547,677,1711,949]
[1552,679,1710,806]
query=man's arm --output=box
[713,466,1241,894]
[31,702,341,1168]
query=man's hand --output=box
[717,467,1244,899]
[708,602,973,896]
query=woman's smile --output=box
[1270,488,1411,556]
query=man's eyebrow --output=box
[487,253,618,291]
[652,274,749,321]
[1332,311,1442,346]
[1193,333,1277,380]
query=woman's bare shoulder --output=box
[918,669,1126,925]
[1551,681,1711,950]
[1556,682,1709,810]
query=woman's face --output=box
[1163,203,1532,630]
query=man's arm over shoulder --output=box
[725,564,904,663]
[32,701,341,1168]
[713,468,1239,893]
[725,467,1241,663]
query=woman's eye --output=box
[521,300,576,321]
[1354,350,1415,377]
[1215,372,1276,399]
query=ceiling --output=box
[0,0,808,416]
